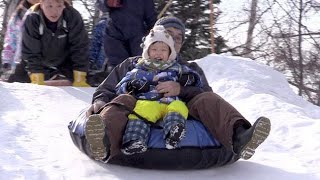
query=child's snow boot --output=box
[165,123,186,149]
[121,140,147,155]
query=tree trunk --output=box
[209,0,215,53]
[318,82,320,106]
[243,0,258,58]
[297,0,304,96]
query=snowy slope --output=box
[0,54,319,180]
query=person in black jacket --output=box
[102,0,157,72]
[8,0,90,87]
[80,16,271,168]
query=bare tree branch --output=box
[271,31,320,38]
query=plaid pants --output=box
[122,112,186,144]
[122,119,150,144]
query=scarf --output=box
[137,58,175,71]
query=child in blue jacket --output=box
[115,25,203,155]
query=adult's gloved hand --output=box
[126,79,150,94]
[86,100,107,117]
[178,73,196,86]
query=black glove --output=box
[178,73,196,86]
[127,79,150,94]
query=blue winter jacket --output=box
[116,59,203,104]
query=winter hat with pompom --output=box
[142,25,177,62]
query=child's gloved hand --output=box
[127,79,150,94]
[72,70,90,87]
[30,73,45,85]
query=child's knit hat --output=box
[142,25,177,61]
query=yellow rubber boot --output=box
[72,70,91,87]
[29,73,45,85]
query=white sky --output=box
[1,54,320,179]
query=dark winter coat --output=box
[107,0,157,39]
[21,3,89,73]
[103,0,157,66]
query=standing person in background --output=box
[86,1,110,86]
[1,0,40,81]
[102,0,157,73]
[88,0,110,72]
[7,0,90,87]
[88,13,109,72]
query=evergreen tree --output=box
[155,0,227,60]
